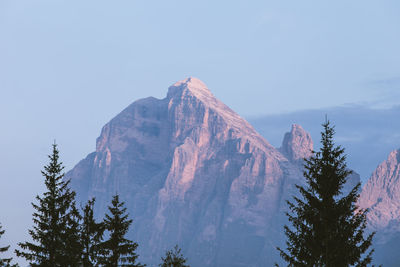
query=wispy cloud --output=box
[364,76,400,108]
[369,76,400,88]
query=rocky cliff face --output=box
[280,124,313,163]
[357,149,400,266]
[358,149,400,238]
[66,78,359,266]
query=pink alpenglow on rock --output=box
[358,149,400,237]
[280,124,313,163]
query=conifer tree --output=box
[277,120,375,267]
[15,143,81,266]
[0,223,18,267]
[80,198,104,267]
[159,245,189,267]
[99,194,144,267]
[64,204,82,265]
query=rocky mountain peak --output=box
[67,78,301,266]
[280,124,313,162]
[167,77,215,102]
[358,148,400,235]
[166,77,275,153]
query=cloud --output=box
[369,76,400,88]
[365,76,400,108]
[248,104,400,182]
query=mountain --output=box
[358,149,400,266]
[66,78,359,266]
[280,124,313,163]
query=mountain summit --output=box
[280,124,313,163]
[168,77,213,99]
[166,77,273,150]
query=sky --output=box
[1,1,400,264]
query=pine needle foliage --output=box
[0,224,18,267]
[15,143,81,266]
[80,198,104,267]
[99,194,144,267]
[159,245,189,267]
[277,120,375,267]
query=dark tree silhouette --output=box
[80,198,104,267]
[159,245,189,267]
[99,194,144,267]
[0,223,18,267]
[277,120,375,266]
[15,144,81,266]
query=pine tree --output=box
[159,245,189,267]
[0,223,17,267]
[80,198,104,267]
[15,143,81,266]
[277,120,375,267]
[64,204,82,265]
[99,194,144,267]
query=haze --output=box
[1,1,400,265]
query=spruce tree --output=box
[64,204,82,265]
[15,143,81,266]
[99,194,144,267]
[80,198,104,267]
[277,120,374,267]
[0,223,17,267]
[159,245,189,267]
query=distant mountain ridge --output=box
[67,78,365,266]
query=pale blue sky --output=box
[1,1,400,264]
